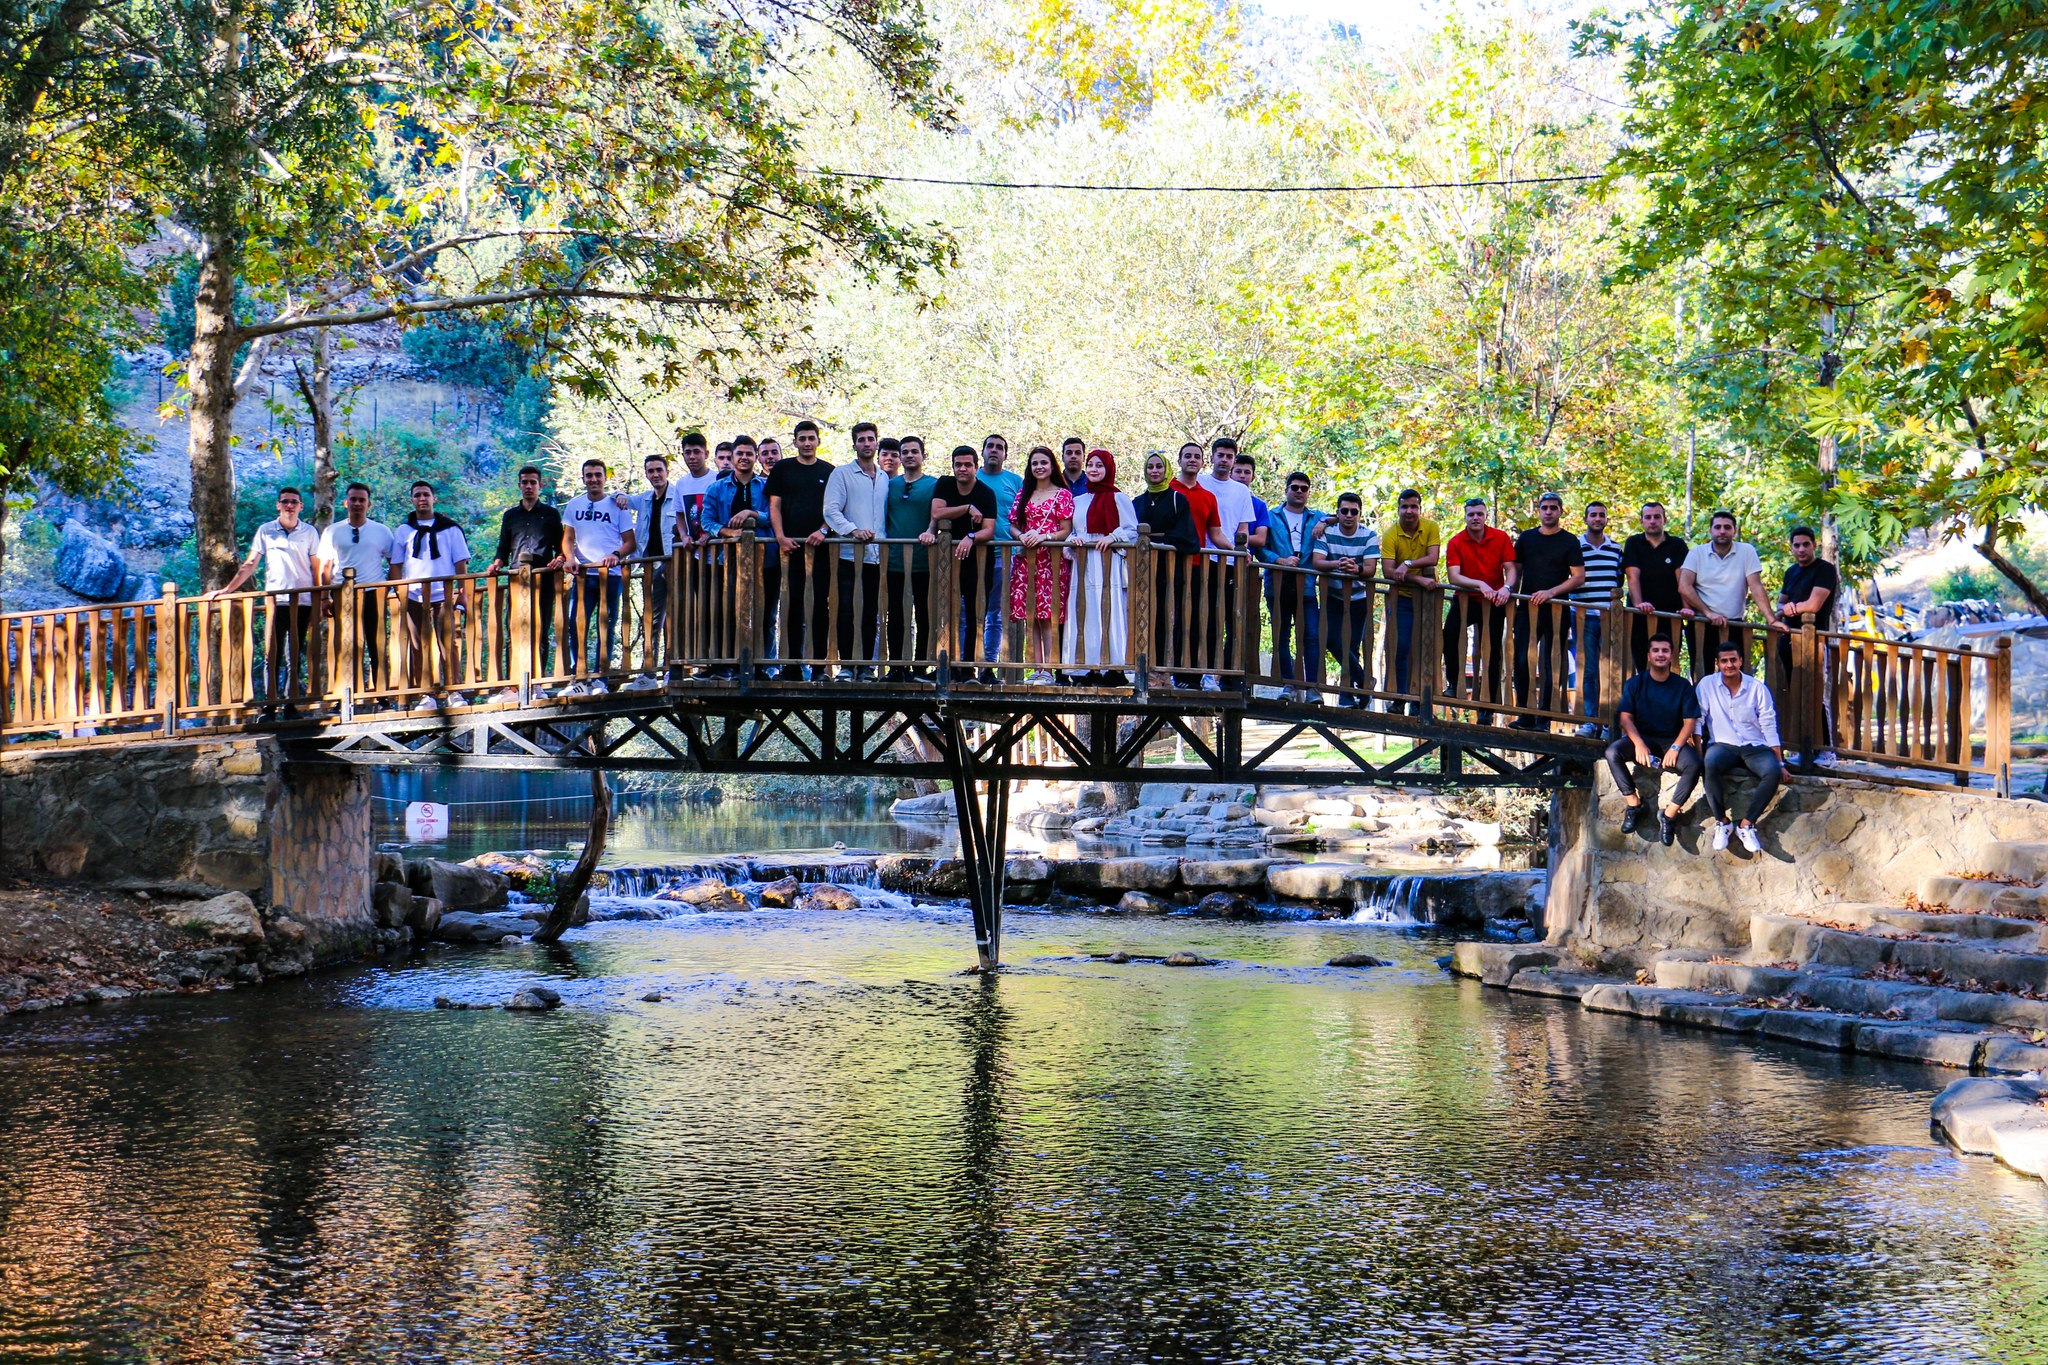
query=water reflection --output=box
[0,911,2043,1362]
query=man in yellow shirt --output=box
[1379,489,1442,709]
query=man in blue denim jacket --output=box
[1261,470,1326,695]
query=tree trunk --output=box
[294,328,336,529]
[533,767,609,944]
[188,242,243,590]
[1974,531,2048,619]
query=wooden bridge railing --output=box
[0,532,2017,791]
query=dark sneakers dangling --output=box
[1620,803,1642,834]
[1657,810,1678,846]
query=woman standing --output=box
[1008,445,1074,683]
[1063,450,1137,681]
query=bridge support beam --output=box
[944,717,1009,971]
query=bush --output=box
[401,315,529,391]
[1929,564,2007,605]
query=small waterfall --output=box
[1351,875,1427,926]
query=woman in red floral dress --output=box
[1008,446,1074,683]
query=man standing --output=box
[1679,510,1774,670]
[1510,492,1585,725]
[1061,437,1087,488]
[712,441,734,475]
[1264,470,1325,696]
[394,480,471,710]
[757,436,782,474]
[1605,632,1703,846]
[623,452,677,689]
[1571,500,1625,734]
[1198,437,1254,686]
[486,466,566,682]
[824,420,887,675]
[1171,443,1224,687]
[703,434,776,673]
[1309,493,1379,704]
[924,446,1001,671]
[1379,489,1441,709]
[1443,498,1517,717]
[211,486,320,717]
[1775,525,1840,766]
[768,419,835,669]
[1623,501,1690,672]
[978,433,1023,666]
[671,433,719,542]
[1231,452,1270,555]
[878,436,902,480]
[315,481,398,694]
[884,435,938,674]
[560,458,638,692]
[1697,637,1785,854]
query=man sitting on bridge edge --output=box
[1606,631,1703,846]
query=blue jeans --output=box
[1392,590,1419,703]
[1267,578,1320,683]
[1322,591,1372,699]
[569,570,623,672]
[981,544,1011,663]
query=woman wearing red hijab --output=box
[1062,449,1138,683]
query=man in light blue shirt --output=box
[978,432,1023,663]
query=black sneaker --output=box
[1620,804,1642,834]
[1657,811,1677,846]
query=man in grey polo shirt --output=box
[1678,509,1775,674]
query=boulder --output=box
[1139,782,1191,806]
[53,519,129,600]
[407,896,444,936]
[466,850,541,887]
[924,859,971,897]
[1098,857,1182,892]
[1179,858,1272,889]
[875,854,937,893]
[1052,860,1107,894]
[1116,891,1174,915]
[797,884,862,912]
[659,878,751,913]
[404,857,510,911]
[372,852,406,884]
[433,911,535,943]
[37,842,89,878]
[371,880,415,929]
[1075,788,1108,812]
[757,876,802,908]
[1163,951,1215,967]
[1326,953,1390,968]
[1266,863,1365,903]
[1194,892,1260,920]
[162,892,265,947]
[1004,855,1054,883]
[506,986,562,1011]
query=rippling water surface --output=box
[2,907,2044,1363]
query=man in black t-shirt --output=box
[922,446,1000,673]
[766,419,836,672]
[1622,500,1692,674]
[1774,525,1840,765]
[1509,492,1585,725]
[1606,633,1704,845]
[487,465,566,676]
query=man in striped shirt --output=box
[1310,492,1380,705]
[1572,500,1625,735]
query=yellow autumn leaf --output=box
[1901,337,1930,368]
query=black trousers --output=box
[780,546,834,662]
[885,566,930,665]
[264,597,314,702]
[1444,596,1509,709]
[1512,602,1564,711]
[1703,743,1783,823]
[836,558,882,664]
[1604,736,1703,808]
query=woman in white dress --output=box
[1062,449,1138,681]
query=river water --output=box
[1,901,2044,1363]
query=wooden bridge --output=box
[2,534,2015,967]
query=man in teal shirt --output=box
[885,435,940,674]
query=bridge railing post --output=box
[1234,530,1258,694]
[1129,528,1153,699]
[932,530,957,689]
[735,532,759,678]
[156,583,180,735]
[1990,636,2013,797]
[1596,583,1627,733]
[1414,582,1444,723]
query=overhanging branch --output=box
[234,286,731,340]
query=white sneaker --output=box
[444,692,467,707]
[621,675,662,692]
[412,695,440,713]
[1201,674,1222,692]
[1737,824,1762,853]
[1711,821,1731,852]
[587,678,609,695]
[559,682,589,698]
[1815,751,1839,768]
[491,687,522,705]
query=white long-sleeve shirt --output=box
[823,460,888,563]
[1696,671,1780,748]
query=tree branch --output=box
[234,287,732,340]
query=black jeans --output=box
[836,558,882,664]
[780,545,834,663]
[1512,601,1564,712]
[1444,595,1509,711]
[1703,743,1783,823]
[885,566,930,666]
[1604,735,1703,808]
[264,597,315,702]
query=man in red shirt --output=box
[1443,497,1518,719]
[1173,442,1223,686]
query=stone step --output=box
[1971,840,2048,885]
[1654,956,2048,1034]
[1921,874,2048,924]
[1751,913,2048,993]
[1774,900,2046,949]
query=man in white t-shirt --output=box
[1197,436,1255,677]
[212,486,321,714]
[1679,509,1775,673]
[560,458,639,690]
[395,480,472,709]
[314,481,397,687]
